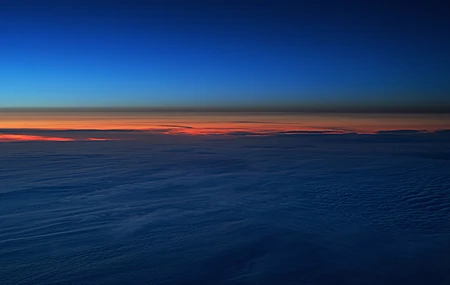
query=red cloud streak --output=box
[0,134,74,142]
[0,134,115,142]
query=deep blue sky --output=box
[1,0,449,110]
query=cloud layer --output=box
[0,133,449,284]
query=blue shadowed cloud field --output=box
[1,132,450,284]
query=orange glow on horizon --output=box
[0,112,449,140]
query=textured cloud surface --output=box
[0,134,449,284]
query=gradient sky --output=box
[1,0,449,110]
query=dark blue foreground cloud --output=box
[0,133,449,284]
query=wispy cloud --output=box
[1,128,449,142]
[0,134,74,142]
[0,134,116,142]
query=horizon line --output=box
[2,106,450,114]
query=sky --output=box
[1,0,450,110]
